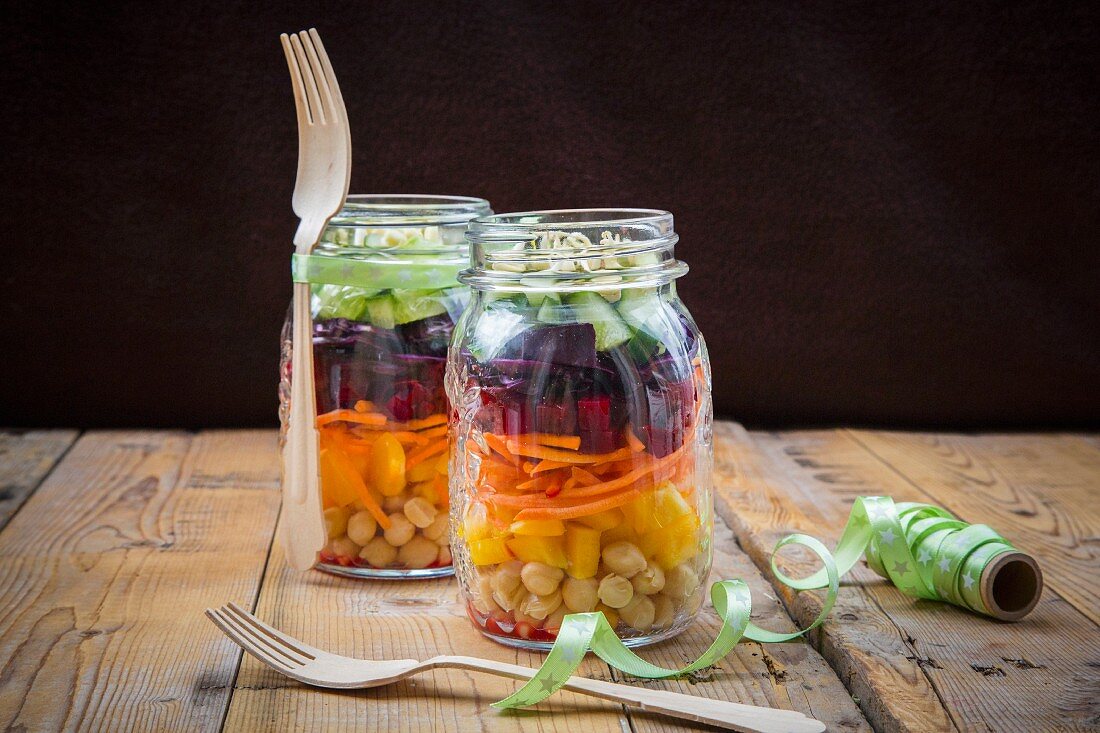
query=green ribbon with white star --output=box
[495,496,1020,709]
[494,534,839,709]
[775,496,1017,612]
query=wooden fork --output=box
[207,603,825,733]
[278,28,352,570]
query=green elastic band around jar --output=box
[292,252,466,291]
[293,194,492,290]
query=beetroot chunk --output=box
[580,429,616,454]
[577,395,611,431]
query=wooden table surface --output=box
[0,424,1096,732]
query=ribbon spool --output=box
[978,551,1043,621]
[843,497,1044,622]
[494,495,1043,710]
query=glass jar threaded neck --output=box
[461,209,686,292]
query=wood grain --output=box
[617,515,870,733]
[713,423,957,733]
[2,427,1095,732]
[0,430,282,732]
[714,424,1100,732]
[848,430,1100,624]
[0,429,78,530]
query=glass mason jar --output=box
[279,194,492,578]
[447,209,713,648]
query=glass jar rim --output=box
[461,207,685,291]
[468,208,673,230]
[329,194,492,227]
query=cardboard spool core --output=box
[979,551,1043,621]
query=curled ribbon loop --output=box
[494,535,838,709]
[494,496,1025,709]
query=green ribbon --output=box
[494,495,1019,709]
[292,253,463,290]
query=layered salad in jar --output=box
[449,219,713,647]
[280,212,480,577]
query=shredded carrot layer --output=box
[404,414,449,431]
[316,409,388,428]
[515,474,549,492]
[505,442,632,464]
[390,431,429,447]
[483,433,517,464]
[468,425,697,521]
[316,409,448,433]
[492,432,582,451]
[570,467,601,486]
[531,459,572,475]
[513,488,643,521]
[554,459,666,500]
[417,424,449,439]
[407,438,448,469]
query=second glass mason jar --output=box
[279,194,492,578]
[447,209,714,648]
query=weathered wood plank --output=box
[0,429,79,531]
[713,423,958,733]
[221,529,628,732]
[848,430,1100,625]
[716,424,1100,733]
[0,430,282,732]
[618,515,870,732]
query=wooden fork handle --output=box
[431,656,824,733]
[281,281,327,571]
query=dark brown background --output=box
[3,1,1097,429]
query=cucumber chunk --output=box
[314,284,374,321]
[618,291,679,347]
[563,291,632,350]
[364,294,397,329]
[391,289,449,325]
[536,296,571,325]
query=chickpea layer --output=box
[464,482,709,638]
[319,450,451,570]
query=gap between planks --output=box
[0,429,80,532]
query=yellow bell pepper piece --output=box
[407,459,437,484]
[469,537,513,566]
[622,482,692,534]
[368,433,406,496]
[319,448,360,508]
[652,482,693,526]
[600,520,641,548]
[490,503,518,525]
[575,508,624,531]
[506,535,568,569]
[509,519,566,537]
[640,512,701,570]
[564,523,601,579]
